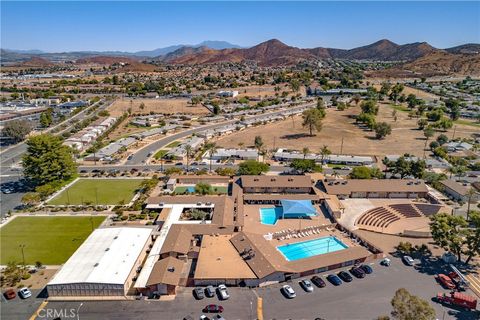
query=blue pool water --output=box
[260,207,283,225]
[186,186,195,193]
[277,236,348,261]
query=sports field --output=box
[0,216,105,265]
[48,179,145,205]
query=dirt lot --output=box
[234,84,305,99]
[107,98,210,117]
[215,102,477,158]
[372,84,439,101]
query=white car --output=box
[282,284,296,298]
[402,255,415,266]
[18,287,32,299]
[217,284,230,300]
[299,279,314,292]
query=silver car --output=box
[282,284,296,298]
[299,279,314,292]
[217,284,230,300]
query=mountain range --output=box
[2,39,479,75]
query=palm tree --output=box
[185,145,193,173]
[320,145,331,165]
[254,136,264,161]
[466,188,476,221]
[205,142,217,173]
[302,147,310,159]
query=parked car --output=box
[175,162,183,166]
[327,274,342,286]
[18,287,32,299]
[217,284,230,300]
[402,255,415,266]
[338,271,353,282]
[199,315,210,320]
[299,279,314,292]
[203,305,224,313]
[350,266,366,278]
[282,285,296,298]
[194,287,205,300]
[360,264,374,274]
[205,285,215,298]
[380,258,391,267]
[436,274,456,290]
[311,276,326,288]
[3,288,16,300]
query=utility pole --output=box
[340,137,344,154]
[452,125,457,139]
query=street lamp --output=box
[19,244,26,266]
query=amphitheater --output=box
[353,202,446,237]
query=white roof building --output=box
[47,227,153,297]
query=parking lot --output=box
[1,256,478,320]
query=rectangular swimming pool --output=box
[259,207,283,225]
[277,236,348,261]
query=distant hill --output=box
[20,57,54,67]
[328,39,440,61]
[402,51,480,76]
[167,39,313,66]
[75,56,139,65]
[445,44,480,54]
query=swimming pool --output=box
[259,207,283,225]
[277,236,348,261]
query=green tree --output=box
[417,118,428,130]
[390,288,435,320]
[357,112,377,129]
[302,108,324,136]
[436,134,448,145]
[254,136,264,155]
[1,119,32,143]
[22,134,77,185]
[374,122,392,139]
[205,142,217,173]
[464,211,480,264]
[195,182,212,195]
[215,167,236,176]
[349,166,383,179]
[185,145,193,173]
[39,109,53,128]
[406,94,418,109]
[302,147,310,159]
[320,145,331,164]
[237,160,269,175]
[389,84,404,105]
[290,159,321,174]
[430,213,468,263]
[360,100,379,115]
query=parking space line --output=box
[257,297,263,320]
[465,274,480,298]
[29,300,48,320]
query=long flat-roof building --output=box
[321,179,428,199]
[47,227,153,297]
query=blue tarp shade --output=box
[280,200,317,217]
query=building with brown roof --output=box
[240,175,313,194]
[439,180,479,203]
[146,257,185,295]
[321,179,428,199]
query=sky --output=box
[1,1,479,52]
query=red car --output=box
[203,304,224,313]
[3,289,16,300]
[436,274,456,289]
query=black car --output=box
[350,267,366,278]
[326,274,342,286]
[338,271,353,282]
[311,275,326,288]
[193,287,205,300]
[360,264,373,274]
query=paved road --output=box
[125,103,315,165]
[0,100,110,214]
[2,256,478,320]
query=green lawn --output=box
[454,119,480,128]
[0,216,105,265]
[48,179,145,205]
[154,149,169,159]
[388,103,410,113]
[166,141,181,148]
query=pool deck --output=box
[234,204,371,278]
